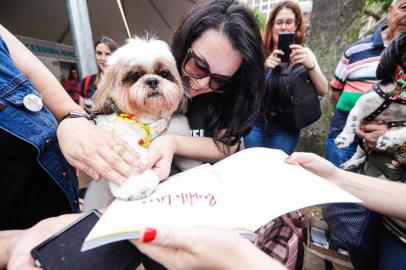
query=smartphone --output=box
[31,210,143,270]
[277,32,295,63]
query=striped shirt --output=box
[331,27,386,112]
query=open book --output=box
[82,148,360,251]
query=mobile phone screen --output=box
[31,210,143,270]
[277,32,295,63]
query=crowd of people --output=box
[1,0,406,269]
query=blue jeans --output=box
[324,109,358,167]
[244,121,300,155]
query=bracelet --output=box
[60,111,97,125]
[306,62,316,71]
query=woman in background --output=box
[79,36,117,111]
[244,0,327,155]
[61,66,80,103]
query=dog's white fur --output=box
[334,81,406,170]
[84,37,201,211]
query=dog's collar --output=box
[117,113,167,147]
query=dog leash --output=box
[365,83,406,128]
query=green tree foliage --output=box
[365,0,392,14]
[252,8,267,33]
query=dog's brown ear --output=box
[92,66,120,111]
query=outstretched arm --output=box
[146,134,238,180]
[286,152,406,221]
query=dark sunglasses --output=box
[182,49,232,93]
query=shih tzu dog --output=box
[334,33,406,170]
[83,36,200,211]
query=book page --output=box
[83,164,240,251]
[213,148,360,229]
[83,148,360,251]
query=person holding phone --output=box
[244,0,327,155]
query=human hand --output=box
[146,134,177,181]
[57,117,141,185]
[285,152,340,182]
[330,89,342,107]
[289,44,317,70]
[132,226,285,270]
[356,120,388,149]
[7,214,81,270]
[265,49,284,69]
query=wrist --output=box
[59,111,97,125]
[306,62,316,71]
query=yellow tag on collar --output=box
[118,113,151,148]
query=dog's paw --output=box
[334,132,354,148]
[110,170,159,200]
[340,156,366,171]
[376,136,399,151]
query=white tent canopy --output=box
[1,0,197,46]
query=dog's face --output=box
[93,37,184,119]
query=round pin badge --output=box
[23,94,43,112]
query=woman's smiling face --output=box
[182,29,242,97]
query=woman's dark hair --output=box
[94,36,118,75]
[171,0,265,150]
[95,35,118,52]
[263,0,304,58]
[376,32,406,81]
[68,66,78,80]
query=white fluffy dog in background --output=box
[84,36,200,211]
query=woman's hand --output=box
[132,226,285,270]
[6,214,81,270]
[285,152,340,182]
[265,49,284,69]
[290,44,328,96]
[57,118,141,185]
[289,44,317,70]
[145,134,178,181]
[356,120,389,150]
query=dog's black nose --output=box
[145,78,159,90]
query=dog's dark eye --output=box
[124,71,142,83]
[159,70,170,79]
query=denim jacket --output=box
[0,37,79,212]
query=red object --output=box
[142,228,157,243]
[83,75,91,98]
[62,79,81,103]
[138,139,144,145]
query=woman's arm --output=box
[0,24,82,120]
[0,24,139,184]
[147,134,238,180]
[290,44,328,96]
[286,152,406,221]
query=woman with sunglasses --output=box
[244,0,327,155]
[142,0,265,180]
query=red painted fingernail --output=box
[142,228,156,243]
